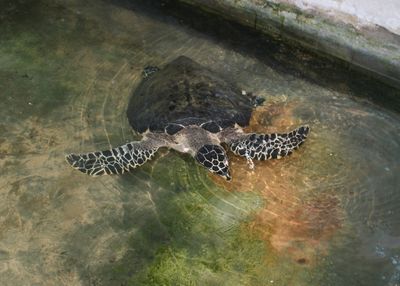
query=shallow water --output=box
[1,0,400,285]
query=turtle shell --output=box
[127,56,253,135]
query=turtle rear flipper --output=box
[142,66,160,78]
[66,142,159,176]
[229,126,310,160]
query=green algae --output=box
[132,232,266,286]
[89,155,267,285]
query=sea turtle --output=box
[66,56,309,180]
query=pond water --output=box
[1,0,400,285]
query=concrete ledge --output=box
[177,0,400,89]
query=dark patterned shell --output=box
[127,56,253,134]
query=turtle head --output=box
[195,144,231,181]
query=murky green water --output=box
[1,0,400,285]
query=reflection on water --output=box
[1,0,400,285]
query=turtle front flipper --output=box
[230,126,310,160]
[66,142,159,177]
[195,144,231,181]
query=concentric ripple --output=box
[0,0,400,285]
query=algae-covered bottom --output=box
[1,0,400,285]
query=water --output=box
[1,0,400,285]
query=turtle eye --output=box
[195,144,231,180]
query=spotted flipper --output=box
[230,126,310,160]
[195,144,231,180]
[66,142,158,176]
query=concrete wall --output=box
[280,0,400,35]
[177,0,400,88]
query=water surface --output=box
[1,0,400,285]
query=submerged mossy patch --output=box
[0,1,132,123]
[84,155,269,286]
[0,28,91,124]
[134,230,266,286]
